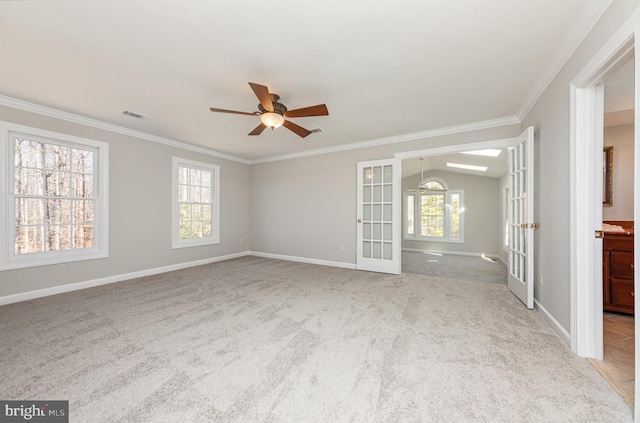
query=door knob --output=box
[357,219,362,223]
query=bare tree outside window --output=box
[178,166,213,240]
[14,137,95,254]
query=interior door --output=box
[356,159,401,274]
[508,126,535,308]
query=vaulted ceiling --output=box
[0,0,615,162]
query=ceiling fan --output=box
[209,82,329,138]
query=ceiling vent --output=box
[309,128,323,133]
[122,110,147,119]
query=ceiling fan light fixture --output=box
[261,112,285,129]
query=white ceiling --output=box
[401,149,508,180]
[0,0,614,162]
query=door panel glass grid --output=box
[362,165,393,260]
[509,144,527,282]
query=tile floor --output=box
[590,312,635,407]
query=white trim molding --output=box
[394,137,521,160]
[401,248,502,262]
[535,299,571,347]
[251,117,521,165]
[0,95,250,165]
[171,157,220,249]
[249,251,357,270]
[569,8,639,359]
[0,121,109,271]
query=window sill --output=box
[0,250,108,271]
[172,237,220,249]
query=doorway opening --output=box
[570,24,637,411]
[589,55,636,407]
[394,133,534,308]
[399,148,509,285]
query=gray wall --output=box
[251,0,639,335]
[0,105,251,297]
[520,0,639,331]
[250,125,521,264]
[3,0,637,338]
[603,124,634,221]
[401,169,501,256]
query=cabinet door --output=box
[610,278,634,308]
[610,251,634,279]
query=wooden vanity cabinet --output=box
[603,224,634,315]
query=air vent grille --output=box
[122,110,147,119]
[309,128,323,133]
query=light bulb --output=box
[260,112,285,129]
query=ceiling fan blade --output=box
[283,120,312,138]
[284,104,329,118]
[249,123,267,136]
[248,82,274,112]
[210,107,259,116]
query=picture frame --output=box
[603,146,613,207]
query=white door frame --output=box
[570,12,639,415]
[569,14,637,359]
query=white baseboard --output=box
[249,251,356,270]
[534,299,571,346]
[0,251,250,306]
[402,248,504,262]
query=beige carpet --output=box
[0,256,633,422]
[402,251,508,284]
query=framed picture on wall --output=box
[603,146,613,207]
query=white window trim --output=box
[0,121,109,271]
[172,157,220,249]
[403,188,464,243]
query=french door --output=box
[508,126,535,308]
[356,158,401,274]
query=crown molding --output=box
[249,115,521,165]
[0,95,250,165]
[0,94,519,167]
[516,0,615,121]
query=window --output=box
[404,178,463,242]
[172,157,219,248]
[1,122,108,270]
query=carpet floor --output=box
[402,251,508,284]
[0,256,633,422]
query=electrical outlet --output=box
[539,273,544,286]
[340,245,345,252]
